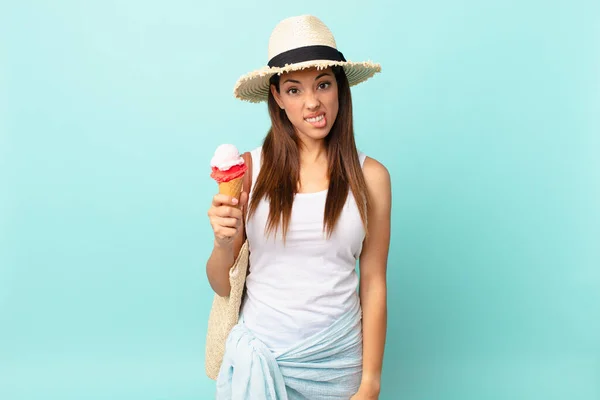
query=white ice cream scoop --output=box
[210,144,245,171]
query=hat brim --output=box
[233,59,381,103]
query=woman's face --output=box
[271,67,339,143]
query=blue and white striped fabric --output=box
[215,301,363,399]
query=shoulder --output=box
[244,146,262,164]
[242,146,262,192]
[242,146,262,165]
[362,156,391,194]
[249,146,262,156]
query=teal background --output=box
[1,0,599,399]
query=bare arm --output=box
[206,152,252,297]
[354,157,391,398]
[205,193,247,296]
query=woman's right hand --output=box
[207,192,248,248]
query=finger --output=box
[212,194,239,207]
[212,216,239,229]
[215,206,243,219]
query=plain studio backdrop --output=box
[1,1,599,399]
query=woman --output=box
[207,15,391,399]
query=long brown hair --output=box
[248,66,370,239]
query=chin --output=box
[296,122,335,139]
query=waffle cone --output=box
[218,177,243,204]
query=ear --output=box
[270,84,285,110]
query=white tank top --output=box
[241,147,367,355]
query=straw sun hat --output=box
[233,15,381,103]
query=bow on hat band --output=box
[267,45,346,68]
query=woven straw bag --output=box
[205,239,249,380]
[205,152,252,380]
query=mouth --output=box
[304,113,327,128]
[305,114,325,123]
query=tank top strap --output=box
[249,146,262,189]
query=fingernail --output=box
[232,198,238,204]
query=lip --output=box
[304,112,326,119]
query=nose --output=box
[305,90,320,110]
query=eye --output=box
[286,87,299,95]
[318,81,331,90]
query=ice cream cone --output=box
[211,144,247,207]
[218,177,243,206]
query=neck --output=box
[298,137,327,165]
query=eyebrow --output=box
[315,72,332,80]
[282,72,333,85]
